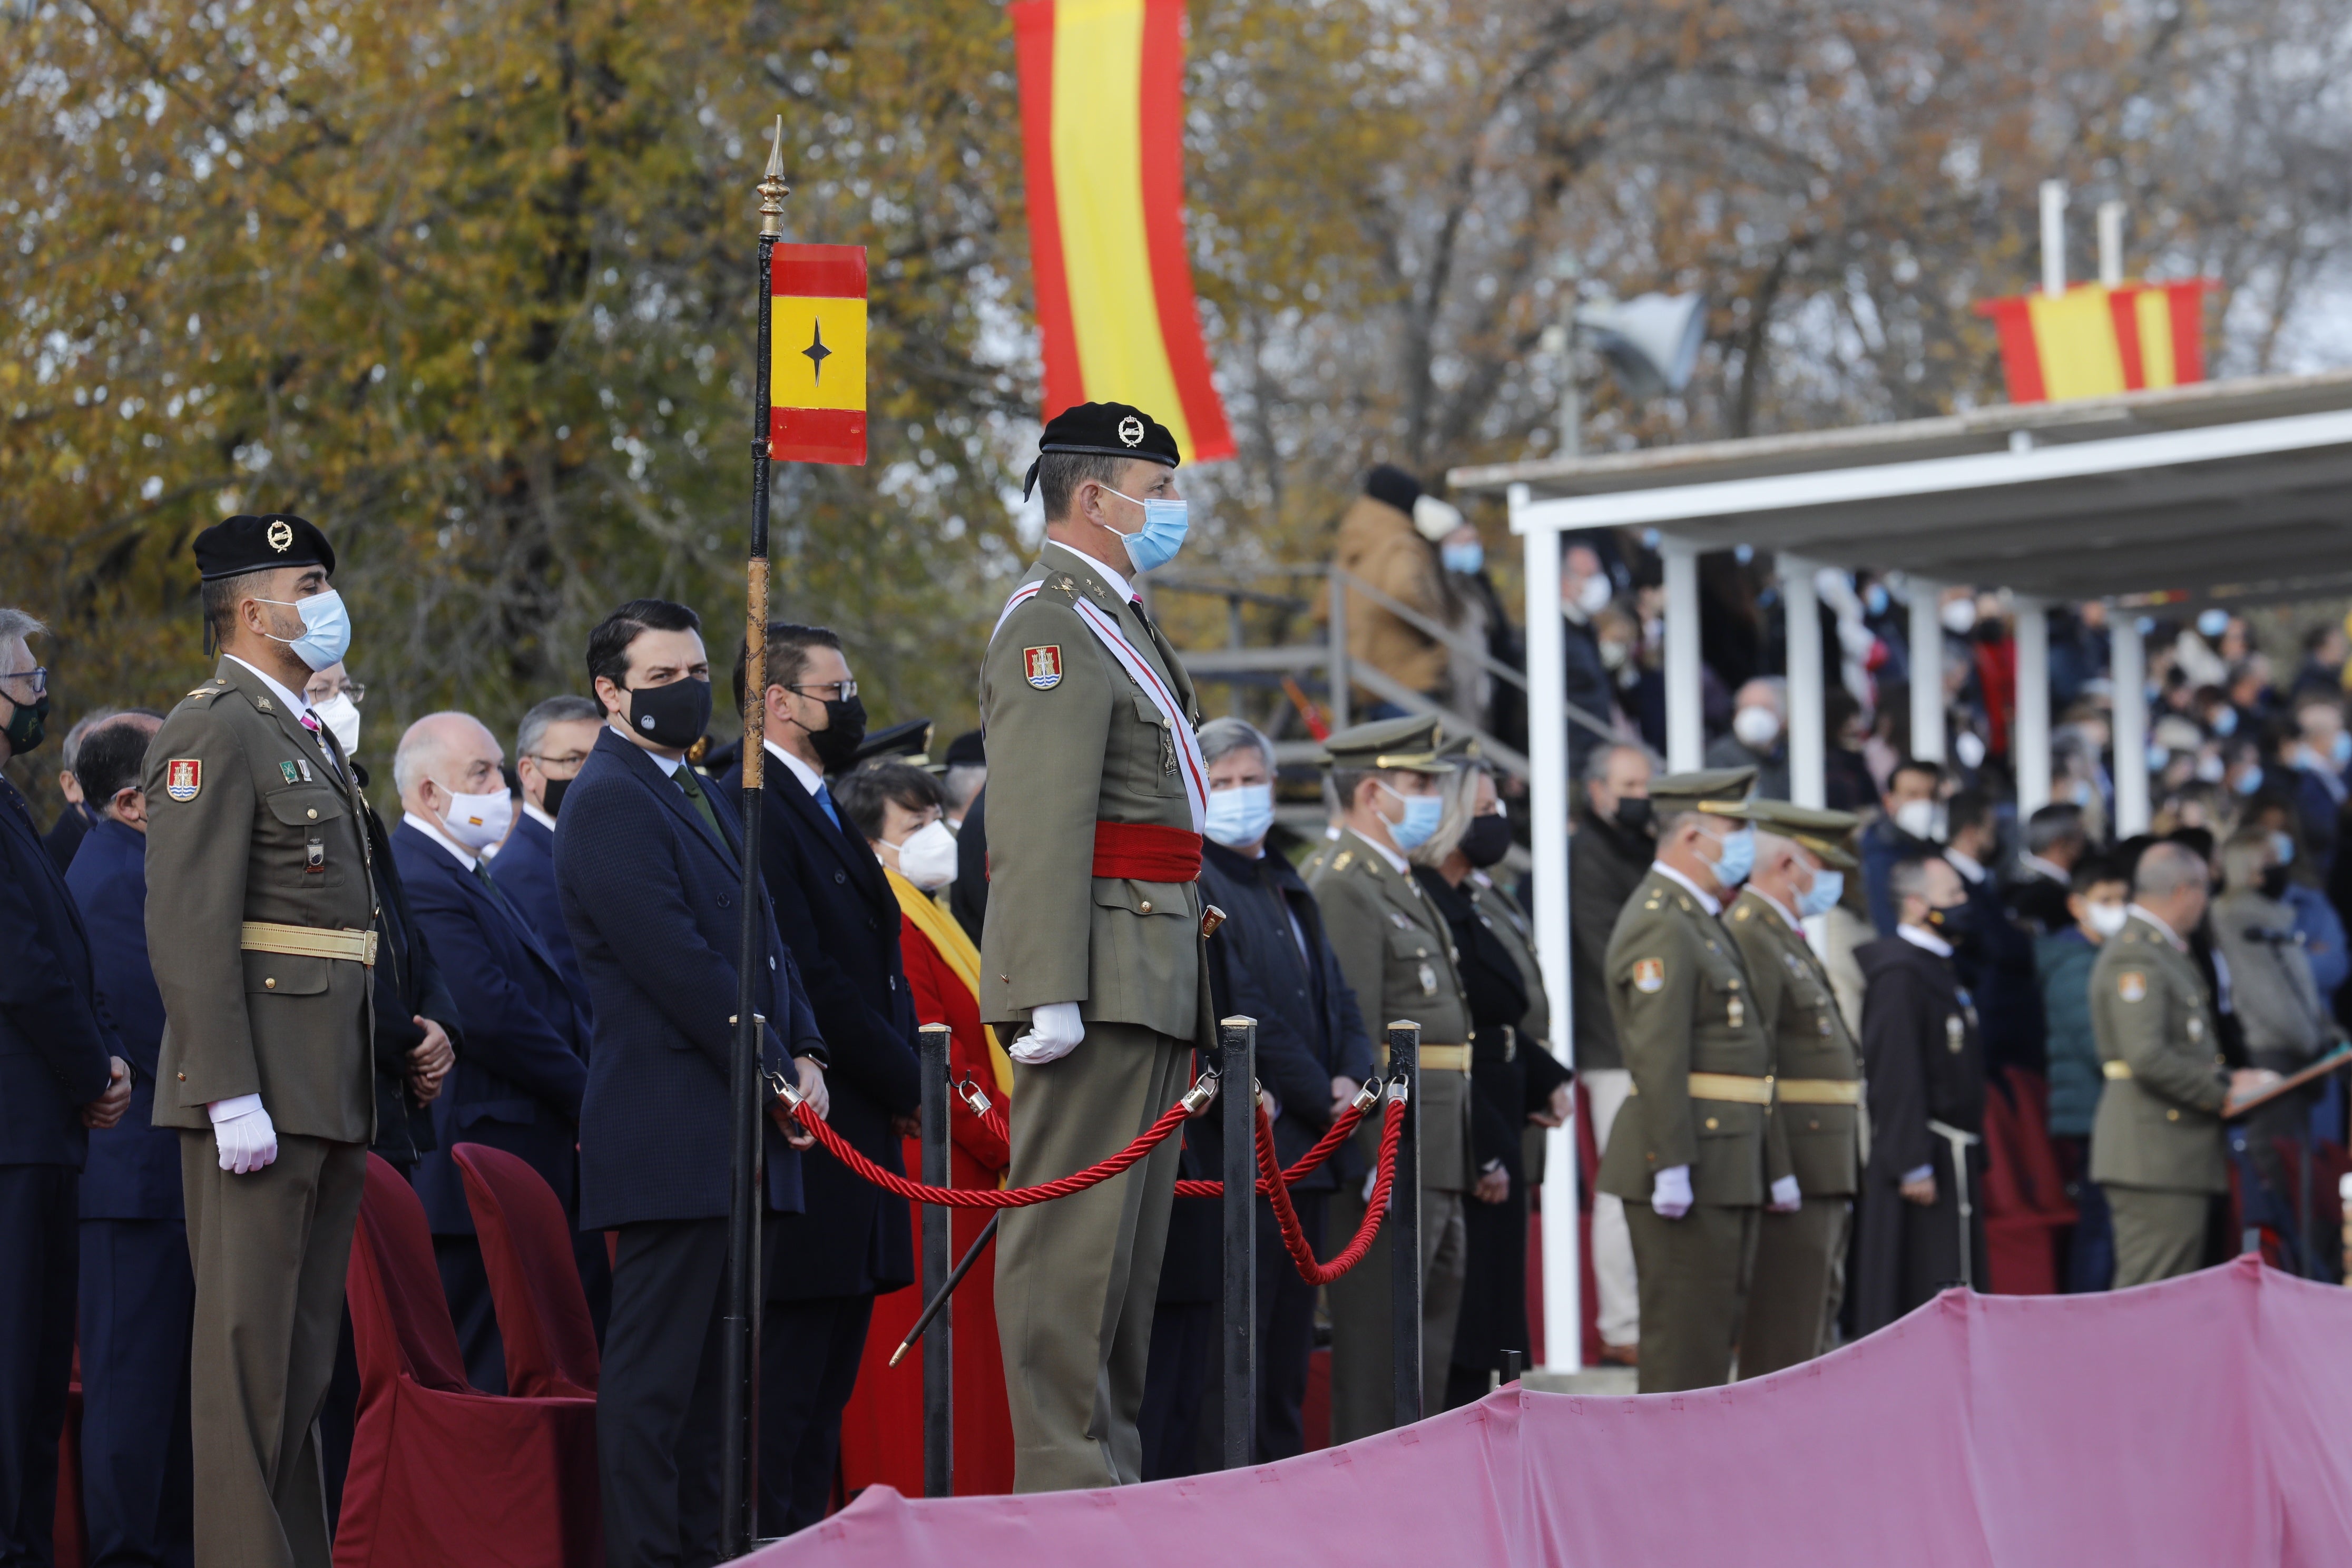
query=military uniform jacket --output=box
[145,658,376,1142]
[1594,869,1790,1207]
[2089,914,2230,1194]
[1728,888,1860,1197]
[1309,828,1474,1192]
[978,549,1206,1042]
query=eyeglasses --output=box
[0,665,47,698]
[787,680,858,703]
[526,751,590,773]
[307,680,366,704]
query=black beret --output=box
[1023,400,1180,500]
[852,717,934,767]
[1364,463,1423,516]
[193,513,336,581]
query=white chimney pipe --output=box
[2097,201,2126,288]
[2040,180,2068,299]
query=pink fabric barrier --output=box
[751,1257,2352,1567]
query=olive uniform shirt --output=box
[1594,869,1790,1206]
[144,658,377,1142]
[2089,912,2231,1194]
[1728,888,1860,1197]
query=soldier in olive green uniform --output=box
[1593,768,1794,1394]
[144,515,377,1568]
[1729,803,1864,1377]
[981,404,1213,1492]
[2090,842,2271,1287]
[1309,716,1473,1440]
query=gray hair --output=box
[0,607,48,648]
[393,711,493,801]
[942,762,987,815]
[1582,740,1654,787]
[516,694,601,763]
[2135,840,2209,899]
[2024,801,2086,856]
[1198,716,1275,772]
[1888,854,1943,907]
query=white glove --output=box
[1651,1164,1693,1219]
[209,1094,279,1174]
[1768,1173,1802,1212]
[1010,1001,1085,1066]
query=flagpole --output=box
[722,115,789,1560]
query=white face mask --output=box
[2087,902,2129,938]
[1575,573,1613,616]
[437,784,514,852]
[1941,597,1978,636]
[889,818,959,891]
[1893,798,1941,842]
[313,690,361,754]
[1731,705,1781,749]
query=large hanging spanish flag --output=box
[1974,279,2217,405]
[771,243,868,465]
[1012,0,1234,463]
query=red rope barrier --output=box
[1170,1099,1370,1198]
[1260,1099,1403,1286]
[793,1094,1190,1209]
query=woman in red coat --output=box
[832,763,1016,1497]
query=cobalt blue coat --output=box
[556,726,822,1230]
[0,778,116,1168]
[64,818,181,1218]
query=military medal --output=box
[297,759,313,782]
[1418,962,1438,996]
[1946,1014,1965,1053]
[1727,995,1745,1028]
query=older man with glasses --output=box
[493,694,605,1003]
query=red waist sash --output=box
[1091,821,1203,882]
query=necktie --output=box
[298,711,341,778]
[672,763,727,846]
[813,781,842,830]
[473,858,498,893]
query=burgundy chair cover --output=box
[334,1154,602,1568]
[1982,1069,2076,1295]
[748,1258,2352,1568]
[451,1143,601,1398]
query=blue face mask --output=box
[1864,584,1889,617]
[2335,733,2352,769]
[2236,765,2265,796]
[2197,609,2230,639]
[1379,782,1445,852]
[2272,830,2296,868]
[1103,486,1190,574]
[1442,542,1485,575]
[1203,782,1275,850]
[2211,707,2238,737]
[256,589,352,672]
[1709,824,1756,887]
[1798,867,1845,918]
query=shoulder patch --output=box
[2116,971,2147,1003]
[1023,645,1063,690]
[1632,957,1665,994]
[164,758,202,802]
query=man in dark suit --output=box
[64,712,199,1567]
[391,711,592,1394]
[722,622,919,1535]
[0,608,131,1567]
[495,694,603,1003]
[44,707,125,874]
[556,599,829,1568]
[1185,718,1374,1464]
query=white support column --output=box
[2014,597,2052,818]
[2110,610,2150,836]
[1783,556,1825,807]
[1908,581,1947,765]
[1664,540,1704,771]
[1516,486,1582,1375]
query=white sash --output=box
[993,580,1209,832]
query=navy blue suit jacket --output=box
[65,819,181,1217]
[492,809,592,1013]
[393,821,592,1233]
[719,753,919,1299]
[557,727,821,1229]
[0,778,116,1168]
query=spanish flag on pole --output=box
[1012,0,1234,462]
[1974,279,2217,405]
[771,243,868,466]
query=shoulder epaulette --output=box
[180,677,233,705]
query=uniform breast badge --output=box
[1632,957,1664,994]
[165,759,202,802]
[280,761,301,784]
[1727,995,1745,1028]
[1418,962,1438,996]
[1946,1014,1965,1053]
[1023,645,1063,690]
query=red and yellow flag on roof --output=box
[1011,0,1234,463]
[770,243,868,465]
[1974,280,2217,405]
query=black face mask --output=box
[1613,796,1654,836]
[625,678,712,751]
[541,776,571,819]
[3,691,48,755]
[1459,814,1513,868]
[2259,864,2291,901]
[804,693,867,775]
[1925,900,1975,945]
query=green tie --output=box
[473,858,497,892]
[672,763,727,846]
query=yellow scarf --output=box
[885,866,1015,1096]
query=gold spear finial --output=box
[758,115,790,239]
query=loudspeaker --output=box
[1575,293,1707,400]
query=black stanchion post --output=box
[1219,1015,1258,1471]
[918,1024,954,1497]
[721,120,791,1560]
[1388,1020,1422,1430]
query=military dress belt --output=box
[1377,1042,1474,1073]
[239,920,378,967]
[1625,1071,1776,1104]
[1092,820,1202,882]
[2102,1060,2133,1080]
[1775,1077,1864,1106]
